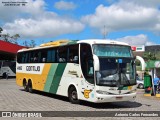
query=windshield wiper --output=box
[121,73,130,85]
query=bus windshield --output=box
[96,58,136,86]
[93,44,135,87]
[93,44,133,57]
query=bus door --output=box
[80,43,95,100]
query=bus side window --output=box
[57,47,67,63]
[37,52,41,62]
[24,52,29,63]
[68,44,79,63]
[41,50,47,63]
[47,49,56,63]
[80,43,94,84]
[21,53,26,63]
[42,58,46,62]
[17,53,23,63]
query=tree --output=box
[0,27,3,33]
[0,27,3,37]
[23,40,36,47]
[135,60,141,66]
[29,40,36,47]
[0,27,20,44]
[2,33,10,42]
[143,52,156,61]
[10,34,20,44]
[23,40,29,47]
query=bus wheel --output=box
[2,73,6,78]
[68,86,79,104]
[28,80,33,93]
[138,84,144,89]
[23,80,28,92]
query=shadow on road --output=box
[79,101,142,109]
[20,89,69,102]
[20,89,142,109]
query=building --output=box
[0,40,26,60]
[132,45,145,57]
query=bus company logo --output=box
[128,86,132,90]
[2,112,11,117]
[26,66,40,72]
[68,70,78,77]
[1,112,42,118]
[82,89,92,99]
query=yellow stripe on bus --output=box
[16,64,52,91]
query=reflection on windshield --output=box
[96,58,136,86]
[93,44,133,57]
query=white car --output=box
[136,76,144,89]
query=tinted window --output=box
[93,44,133,57]
[68,44,79,63]
[47,49,56,62]
[57,47,68,62]
[17,45,79,64]
[80,43,94,84]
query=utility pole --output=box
[103,25,107,39]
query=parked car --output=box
[136,76,144,89]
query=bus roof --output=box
[17,39,129,52]
[77,39,129,46]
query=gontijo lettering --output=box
[26,66,40,71]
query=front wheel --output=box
[68,87,79,104]
[138,84,144,89]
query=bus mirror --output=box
[93,55,99,71]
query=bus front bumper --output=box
[93,92,136,103]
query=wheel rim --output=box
[23,83,27,89]
[71,91,77,100]
[140,85,143,89]
[138,84,143,89]
[28,83,32,92]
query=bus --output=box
[0,61,16,78]
[16,39,137,103]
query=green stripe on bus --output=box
[49,63,67,94]
[44,63,58,92]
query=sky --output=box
[0,0,160,46]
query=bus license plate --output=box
[116,96,123,100]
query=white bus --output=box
[16,39,137,103]
[0,61,16,78]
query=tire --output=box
[138,84,144,89]
[2,73,6,78]
[28,81,33,93]
[23,80,28,92]
[68,86,79,104]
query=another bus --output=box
[0,61,16,78]
[16,39,137,103]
